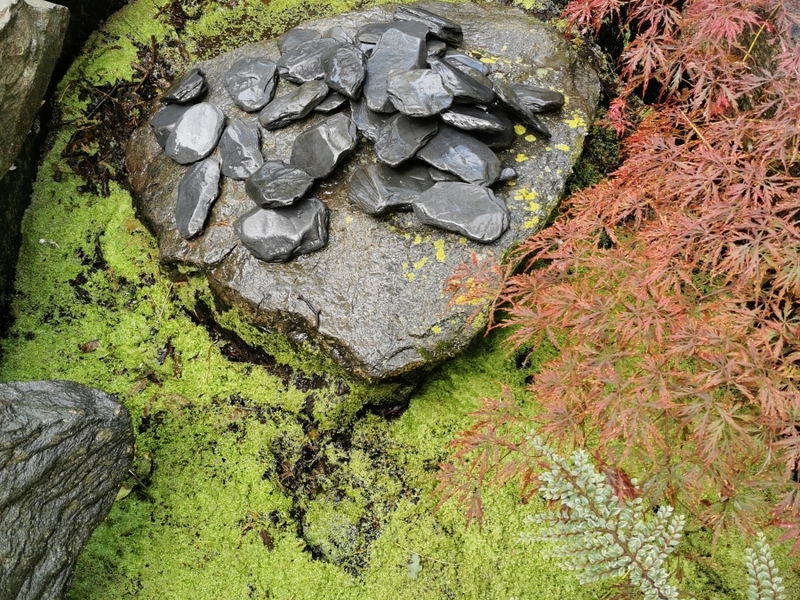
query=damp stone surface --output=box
[125,1,601,382]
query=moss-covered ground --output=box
[1,0,798,598]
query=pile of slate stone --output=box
[149,5,565,263]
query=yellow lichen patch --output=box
[566,114,587,129]
[556,143,571,152]
[479,56,496,64]
[513,188,539,203]
[459,237,468,244]
[515,153,528,163]
[506,180,517,187]
[524,216,540,229]
[345,216,353,224]
[545,146,552,152]
[433,239,446,262]
[431,325,442,334]
[413,233,422,245]
[524,134,536,142]
[413,256,428,270]
[513,124,526,135]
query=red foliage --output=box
[439,0,800,551]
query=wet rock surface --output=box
[413,181,509,242]
[363,22,427,112]
[161,67,208,104]
[176,157,221,239]
[259,80,329,129]
[0,380,133,600]
[223,57,278,112]
[374,113,438,167]
[290,113,357,179]
[315,92,348,113]
[126,1,600,382]
[387,69,452,117]
[245,160,314,208]
[394,4,463,45]
[323,44,367,99]
[164,102,225,164]
[416,124,500,185]
[150,103,190,148]
[277,38,341,84]
[219,119,263,180]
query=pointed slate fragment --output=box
[350,98,392,141]
[323,26,354,44]
[223,57,278,112]
[393,5,463,45]
[412,181,509,243]
[323,44,367,98]
[348,162,437,215]
[428,56,495,105]
[161,67,208,104]
[150,104,190,148]
[374,113,438,167]
[443,50,490,75]
[176,157,220,239]
[427,39,447,57]
[164,102,225,165]
[440,105,506,133]
[387,69,452,117]
[290,112,358,179]
[471,105,515,150]
[363,23,428,113]
[278,28,320,54]
[277,38,341,83]
[511,83,565,113]
[235,198,329,263]
[245,160,314,208]
[258,80,329,130]
[416,125,500,185]
[314,92,348,113]
[355,21,426,45]
[219,119,263,180]
[492,77,551,138]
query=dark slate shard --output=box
[176,157,221,239]
[413,181,509,243]
[323,44,367,98]
[348,162,436,215]
[387,69,452,117]
[161,67,207,104]
[443,50,490,75]
[374,113,438,167]
[427,39,447,57]
[235,198,329,263]
[245,160,314,208]
[440,105,506,132]
[416,125,500,185]
[493,77,551,138]
[428,56,495,104]
[258,80,329,129]
[277,38,341,84]
[429,167,458,182]
[290,112,358,179]
[499,166,517,182]
[150,104,190,148]
[278,28,321,54]
[512,83,565,113]
[223,57,278,112]
[363,24,428,112]
[323,25,354,44]
[164,102,225,165]
[358,42,376,57]
[315,92,348,113]
[356,22,399,45]
[471,104,515,150]
[350,98,392,141]
[219,119,263,180]
[0,381,133,600]
[451,64,493,89]
[394,5,463,45]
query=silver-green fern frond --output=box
[746,533,786,600]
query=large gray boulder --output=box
[0,0,69,179]
[0,380,134,600]
[126,1,601,383]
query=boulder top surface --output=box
[125,1,601,383]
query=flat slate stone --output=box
[416,125,500,185]
[278,28,321,54]
[387,69,452,117]
[176,157,221,239]
[235,197,329,263]
[512,83,565,113]
[350,98,392,141]
[323,44,367,98]
[150,103,190,148]
[223,57,278,112]
[245,160,314,208]
[363,23,428,112]
[323,25,354,44]
[471,104,515,150]
[394,5,463,45]
[356,21,427,45]
[413,181,509,242]
[277,38,341,83]
[428,56,495,104]
[164,102,225,165]
[374,113,438,167]
[126,1,601,383]
[258,80,329,129]
[440,104,506,132]
[443,50,490,75]
[314,92,348,113]
[219,119,263,180]
[290,112,358,179]
[493,76,551,138]
[348,162,436,215]
[161,66,208,104]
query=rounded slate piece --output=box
[323,44,367,99]
[278,28,321,54]
[415,125,500,185]
[258,80,329,130]
[290,112,358,179]
[223,57,278,112]
[164,102,226,165]
[427,39,447,57]
[499,166,518,182]
[277,38,341,84]
[161,67,208,104]
[440,105,506,133]
[387,69,453,117]
[234,197,329,263]
[219,119,263,180]
[374,113,438,167]
[245,160,314,208]
[493,77,551,138]
[412,181,509,243]
[363,23,428,113]
[511,83,565,113]
[350,99,392,142]
[348,162,436,215]
[314,92,348,113]
[428,56,495,105]
[393,5,463,45]
[176,157,220,239]
[150,104,190,148]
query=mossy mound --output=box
[1,0,798,598]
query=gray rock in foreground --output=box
[413,181,509,242]
[0,380,133,600]
[125,1,600,382]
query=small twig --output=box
[679,109,712,150]
[84,82,120,119]
[297,295,321,329]
[133,35,158,94]
[395,542,461,567]
[742,0,784,64]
